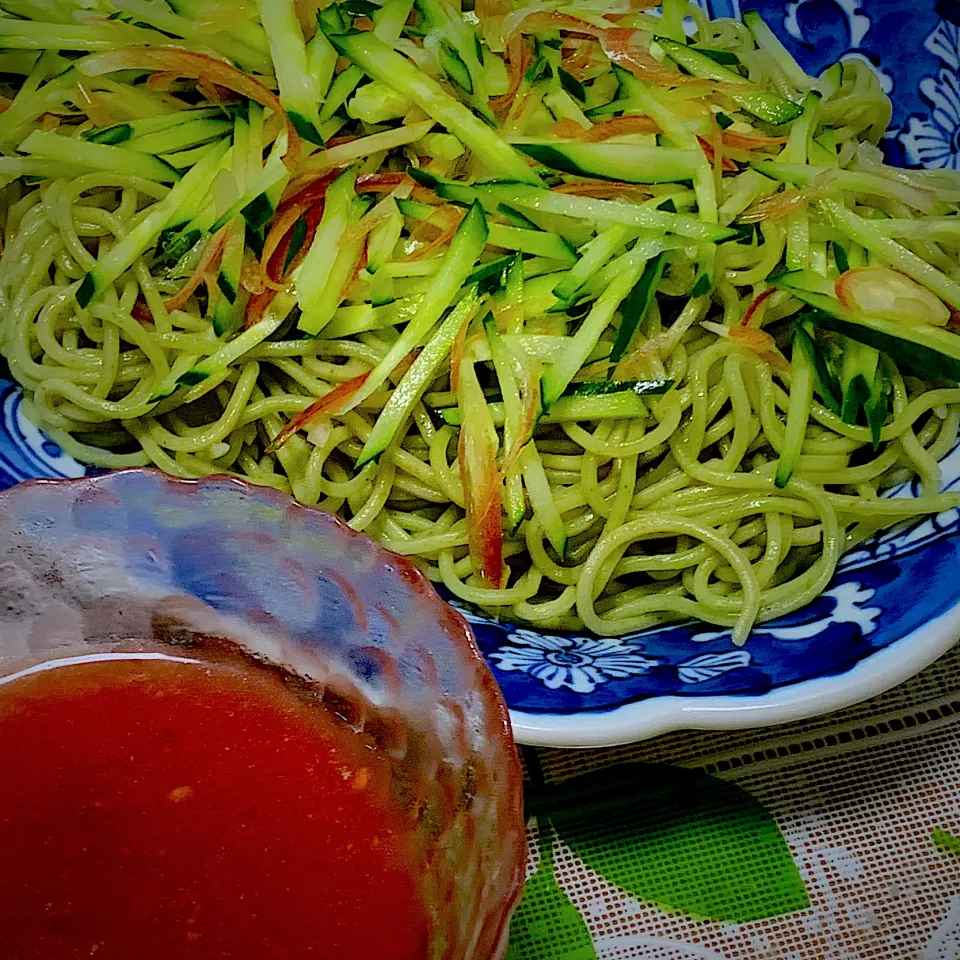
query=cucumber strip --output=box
[510,138,703,184]
[307,28,339,107]
[299,197,370,336]
[212,217,246,337]
[210,136,289,233]
[319,66,364,123]
[785,209,810,273]
[609,252,665,366]
[541,246,651,408]
[18,129,181,184]
[157,145,236,264]
[657,39,802,124]
[83,109,223,144]
[179,294,293,386]
[497,187,736,243]
[120,118,232,155]
[487,222,576,262]
[258,0,323,145]
[339,201,490,414]
[775,320,815,488]
[753,161,937,211]
[544,88,591,128]
[162,142,224,170]
[618,80,716,224]
[872,217,960,241]
[324,296,424,338]
[0,51,42,74]
[782,92,821,271]
[319,0,415,122]
[149,353,203,403]
[0,18,160,51]
[817,198,960,309]
[484,312,529,532]
[742,9,813,92]
[503,252,525,335]
[348,78,413,123]
[793,318,841,414]
[0,67,77,147]
[324,28,540,184]
[0,156,87,185]
[77,139,231,308]
[784,93,820,163]
[357,285,484,466]
[296,166,359,332]
[440,390,654,425]
[565,378,674,398]
[519,443,567,556]
[418,0,493,120]
[415,132,464,159]
[772,271,960,382]
[863,362,890,448]
[657,0,689,43]
[304,119,435,173]
[839,336,880,424]
[553,225,633,303]
[110,0,271,73]
[366,197,405,273]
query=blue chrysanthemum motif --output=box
[898,21,960,169]
[489,630,659,694]
[900,70,960,169]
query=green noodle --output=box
[1,10,959,647]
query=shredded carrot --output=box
[697,135,737,173]
[600,27,706,88]
[401,206,463,261]
[722,130,788,150]
[740,287,777,327]
[260,169,342,289]
[491,33,529,112]
[502,351,541,474]
[553,180,653,199]
[739,186,807,222]
[267,372,372,453]
[728,326,789,370]
[459,409,506,589]
[165,227,230,314]
[581,115,660,141]
[356,171,411,194]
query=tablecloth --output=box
[507,642,960,960]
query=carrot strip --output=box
[491,33,528,112]
[740,287,777,327]
[267,372,372,453]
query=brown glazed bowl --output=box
[0,469,525,959]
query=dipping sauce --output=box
[0,654,430,960]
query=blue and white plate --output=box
[4,1,960,746]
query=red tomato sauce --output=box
[0,654,430,960]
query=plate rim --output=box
[507,599,960,747]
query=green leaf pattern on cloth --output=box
[508,761,809,953]
[505,825,598,960]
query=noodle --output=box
[1,4,959,644]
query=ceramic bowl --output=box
[0,469,526,959]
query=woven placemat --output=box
[508,643,960,960]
